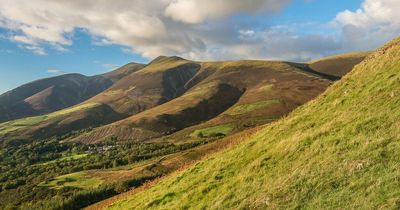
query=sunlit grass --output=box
[37,153,88,166]
[0,103,101,135]
[189,124,234,138]
[228,99,281,115]
[39,171,103,190]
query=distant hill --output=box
[106,38,400,209]
[0,53,366,142]
[0,63,144,123]
[309,52,371,77]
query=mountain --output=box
[0,62,144,123]
[72,60,332,143]
[0,57,200,140]
[106,38,400,209]
[0,53,366,142]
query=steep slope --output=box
[309,52,370,77]
[100,62,145,83]
[72,60,331,143]
[108,38,400,209]
[0,63,144,123]
[85,56,200,115]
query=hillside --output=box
[105,38,400,209]
[309,52,370,77]
[71,60,331,143]
[0,63,144,123]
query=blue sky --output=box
[0,29,147,94]
[0,0,397,94]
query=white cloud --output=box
[47,69,63,74]
[333,0,400,52]
[102,64,121,70]
[165,0,289,24]
[0,0,398,62]
[24,45,46,55]
[0,0,295,60]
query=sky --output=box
[0,0,399,94]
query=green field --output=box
[190,124,234,138]
[108,38,400,209]
[39,171,103,190]
[0,103,101,135]
[182,81,219,99]
[228,99,281,115]
[38,153,88,166]
[257,84,274,93]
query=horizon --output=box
[1,0,399,94]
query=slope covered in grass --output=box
[0,102,123,140]
[108,38,400,209]
[309,52,370,77]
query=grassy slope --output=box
[0,102,127,141]
[0,103,101,135]
[108,38,400,209]
[38,171,103,190]
[309,52,370,77]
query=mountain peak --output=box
[150,55,186,64]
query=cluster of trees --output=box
[0,136,210,209]
[21,174,160,210]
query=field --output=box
[189,124,234,138]
[0,103,101,135]
[227,99,281,115]
[38,172,103,190]
[38,153,88,166]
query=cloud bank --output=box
[333,0,400,52]
[0,0,399,61]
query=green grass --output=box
[0,103,101,135]
[37,153,88,166]
[108,38,400,209]
[257,84,274,93]
[38,171,103,190]
[182,81,219,99]
[190,124,234,138]
[139,56,191,73]
[103,89,124,96]
[228,99,281,115]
